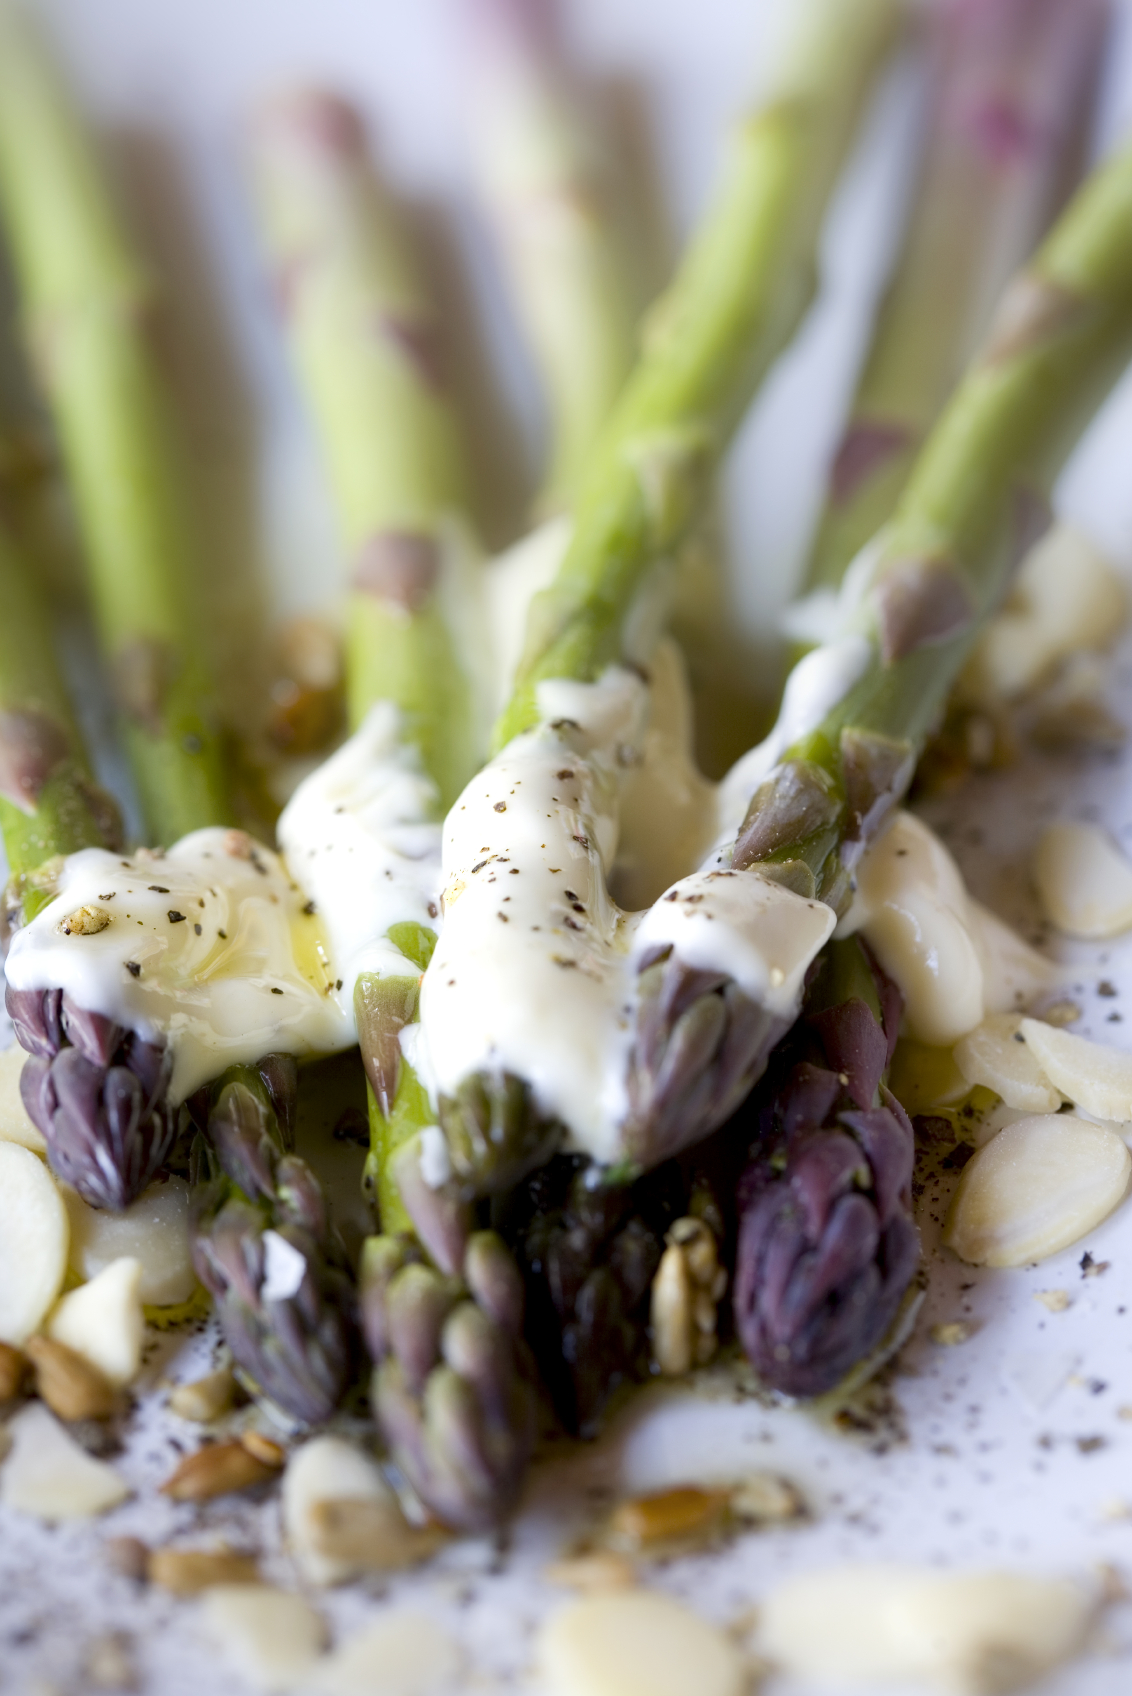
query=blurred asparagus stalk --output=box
[251,92,536,1524]
[495,0,904,748]
[802,0,1109,600]
[0,6,230,843]
[464,0,637,514]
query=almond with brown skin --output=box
[147,1548,260,1596]
[160,1441,278,1502]
[0,1340,28,1402]
[25,1335,117,1421]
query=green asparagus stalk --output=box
[0,518,118,927]
[802,0,1109,599]
[465,0,637,514]
[249,90,478,807]
[495,0,903,748]
[0,7,230,844]
[732,132,1132,907]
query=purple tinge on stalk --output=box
[0,710,70,812]
[7,981,175,1209]
[733,966,919,1398]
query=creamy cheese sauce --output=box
[4,829,353,1104]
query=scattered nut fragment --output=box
[0,1339,28,1401]
[241,1430,287,1468]
[757,1563,1096,1693]
[930,1322,972,1346]
[148,1547,260,1596]
[545,1552,638,1593]
[0,1401,129,1519]
[306,1610,459,1696]
[161,1440,280,1501]
[1034,821,1132,940]
[1019,1019,1132,1122]
[25,1335,117,1421]
[953,1014,1061,1113]
[57,903,111,936]
[1035,1290,1072,1313]
[0,1141,70,1346]
[283,1435,436,1586]
[650,1217,726,1377]
[944,1114,1131,1267]
[104,1536,150,1583]
[730,1473,806,1526]
[539,1590,747,1696]
[607,1486,731,1552]
[1041,999,1083,1028]
[201,1584,326,1694]
[168,1364,238,1422]
[47,1255,144,1387]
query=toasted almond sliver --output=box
[201,1584,326,1694]
[0,1339,28,1401]
[539,1590,747,1696]
[757,1562,1094,1689]
[943,1114,1131,1267]
[25,1335,117,1421]
[161,1441,278,1501]
[953,1013,1061,1113]
[607,1486,731,1551]
[168,1365,237,1422]
[1034,821,1132,939]
[148,1548,260,1596]
[241,1430,286,1469]
[1020,1019,1132,1121]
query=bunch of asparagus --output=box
[3,0,1132,1546]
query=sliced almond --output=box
[758,1563,1094,1691]
[1034,821,1132,939]
[283,1435,425,1587]
[0,1141,69,1345]
[308,1610,459,1696]
[0,1401,129,1519]
[168,1364,237,1422]
[161,1440,279,1501]
[0,1045,47,1153]
[64,1177,196,1307]
[954,1014,1061,1113]
[943,1114,1130,1267]
[25,1335,117,1421]
[0,1339,28,1401]
[730,1472,806,1525]
[148,1548,260,1596]
[1020,1020,1132,1121]
[47,1256,144,1387]
[200,1584,326,1694]
[539,1590,747,1696]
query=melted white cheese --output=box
[838,811,1058,1046]
[4,829,353,1104]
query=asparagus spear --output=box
[464,0,637,514]
[494,0,903,749]
[251,93,538,1523]
[0,7,230,843]
[803,0,1109,599]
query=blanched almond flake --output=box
[308,1610,459,1696]
[64,1177,197,1307]
[540,1590,747,1696]
[1034,821,1132,939]
[0,1045,46,1153]
[1035,1289,1071,1313]
[1020,1020,1132,1121]
[47,1256,144,1387]
[0,1141,69,1345]
[954,1014,1061,1113]
[0,1401,129,1519]
[545,1552,638,1593]
[200,1584,326,1694]
[758,1563,1094,1692]
[943,1115,1130,1268]
[282,1435,433,1587]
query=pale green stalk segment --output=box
[0,7,230,843]
[249,93,476,807]
[495,0,903,748]
[804,0,1108,593]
